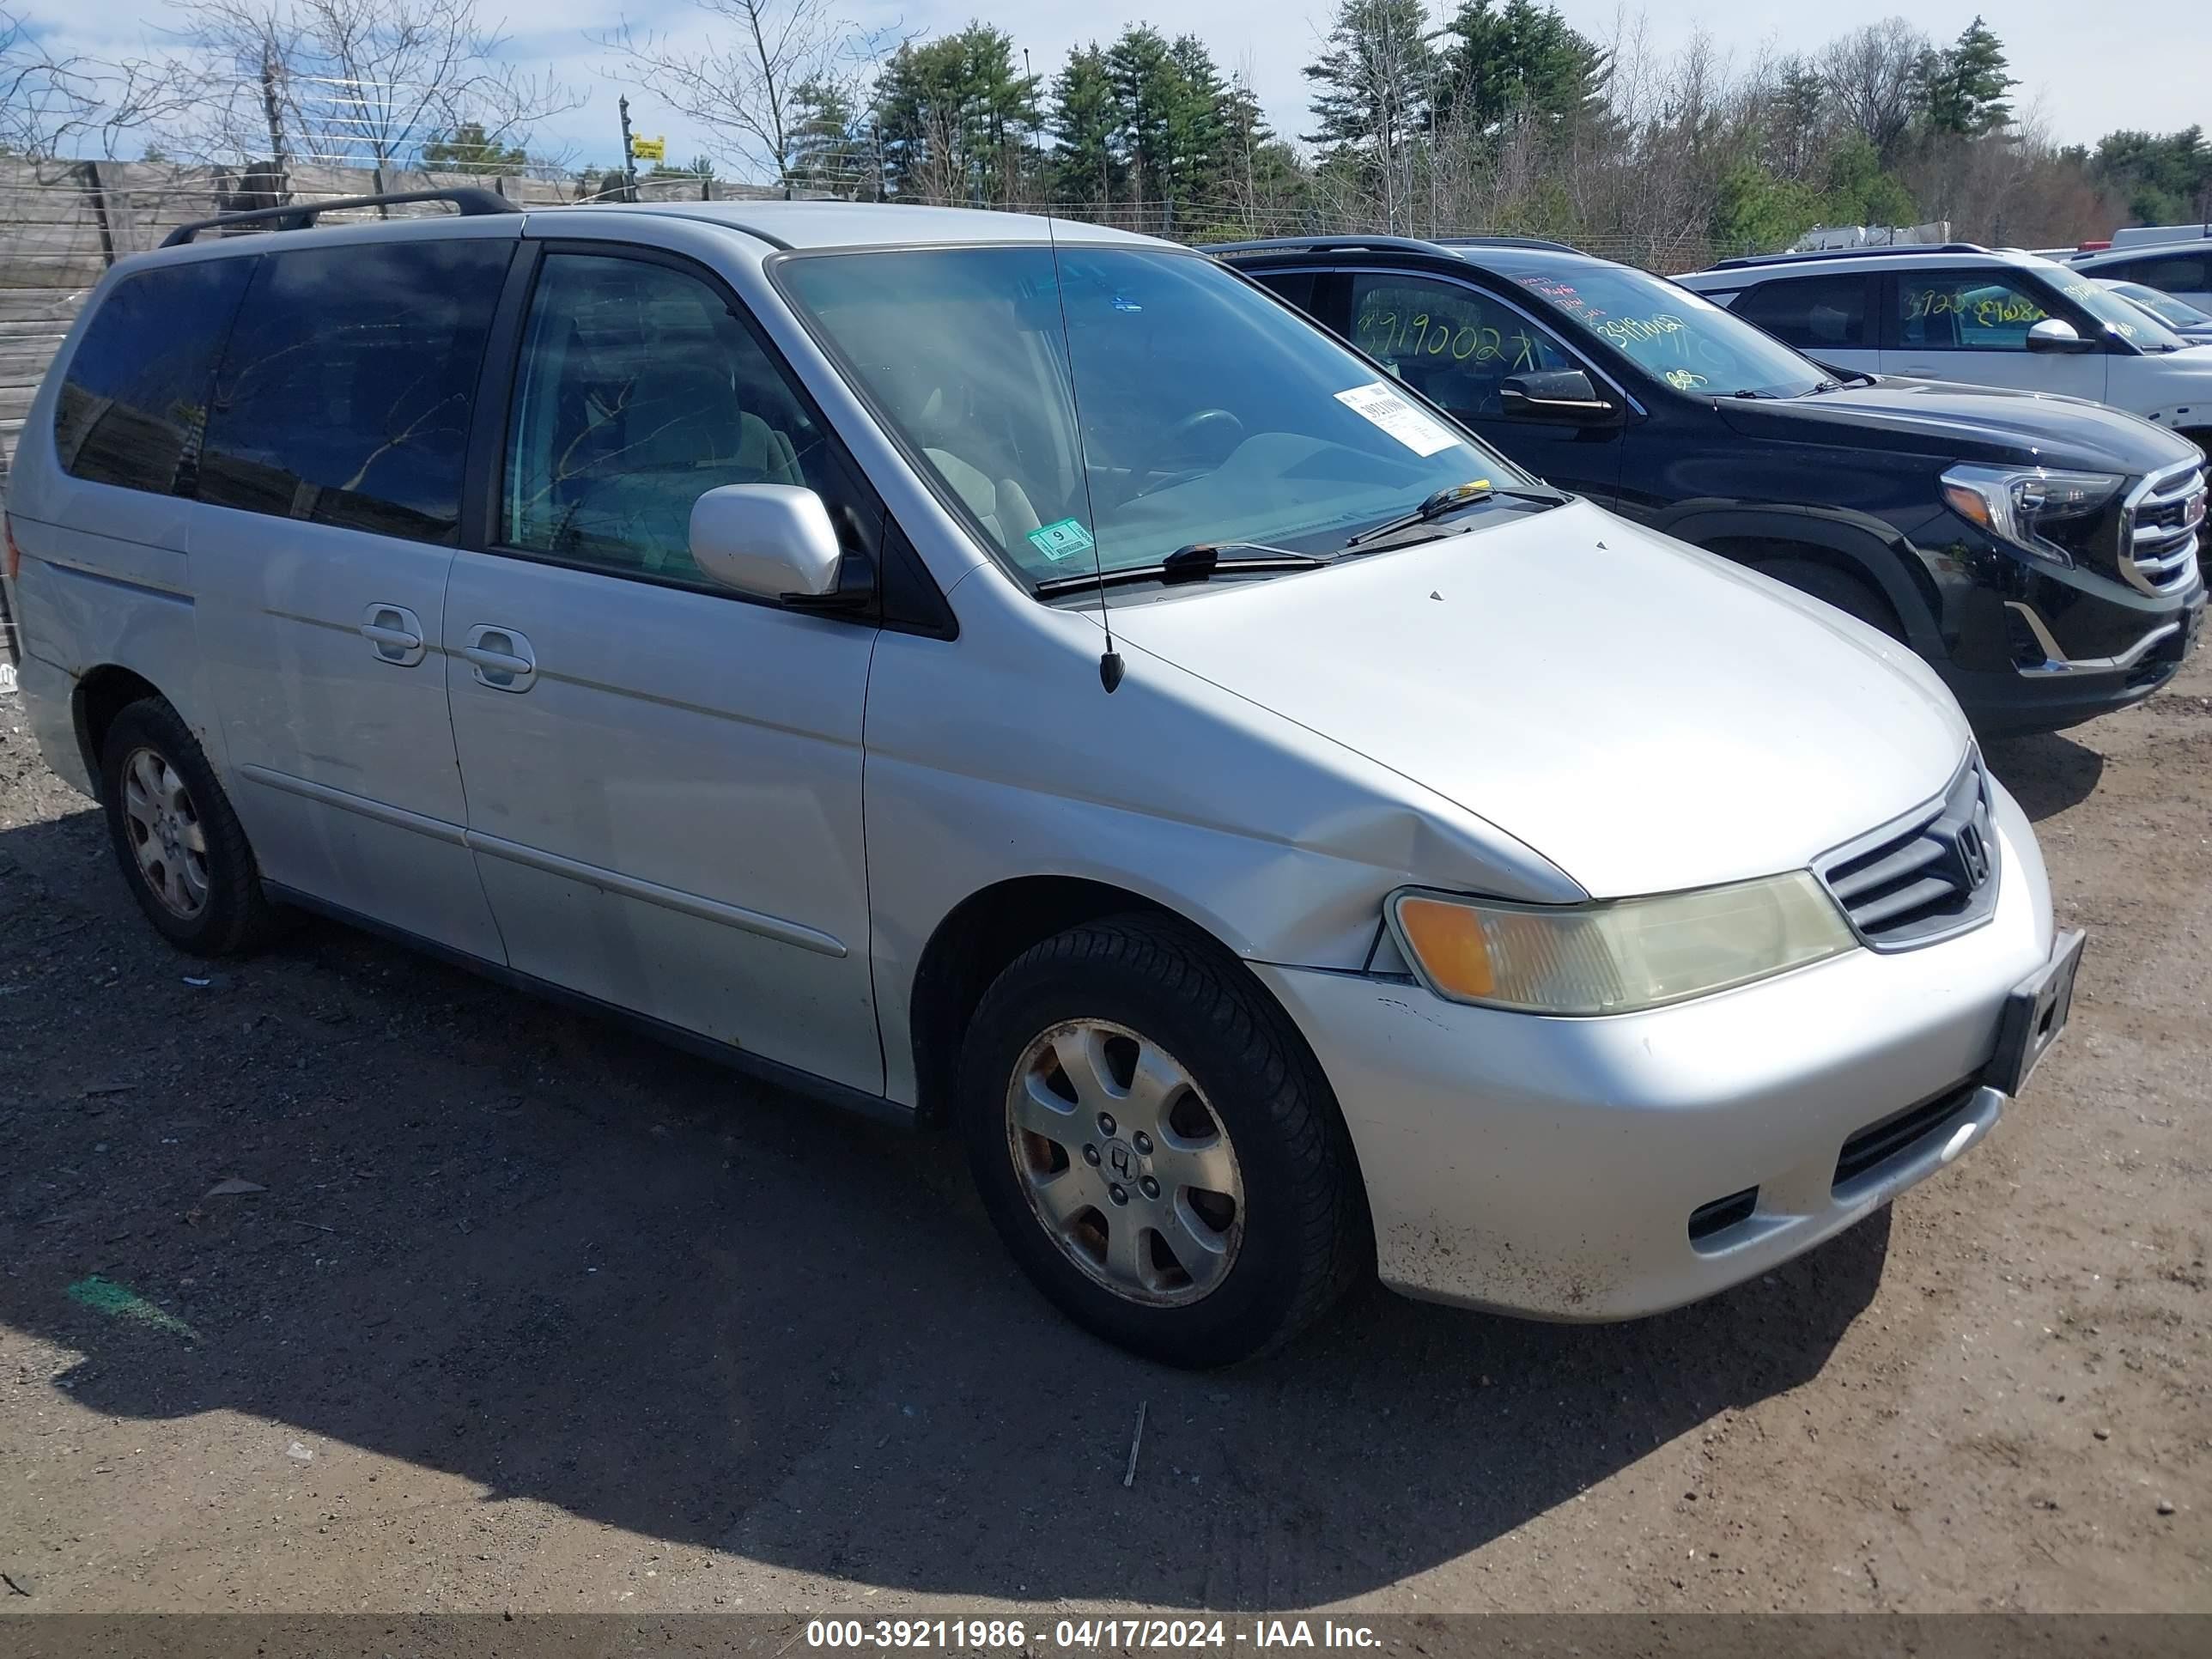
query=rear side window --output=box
[52,259,252,494]
[2114,253,2207,292]
[1733,276,1871,350]
[198,240,511,544]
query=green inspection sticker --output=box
[1026,518,1097,562]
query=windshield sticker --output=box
[1334,382,1460,457]
[1026,518,1097,562]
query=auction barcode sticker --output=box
[1334,382,1461,457]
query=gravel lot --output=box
[0,653,2206,1617]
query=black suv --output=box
[1208,235,2207,736]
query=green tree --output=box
[788,77,874,195]
[1302,0,1434,154]
[1922,16,2015,137]
[422,120,528,172]
[877,22,1042,204]
[1436,0,1607,135]
[2087,126,2212,225]
[1821,131,1919,227]
[1049,43,1123,208]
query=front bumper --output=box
[1257,781,2057,1320]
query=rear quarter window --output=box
[198,239,512,544]
[52,258,253,494]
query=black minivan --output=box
[1209,235,2207,736]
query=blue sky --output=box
[38,1,2212,179]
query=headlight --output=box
[1941,464,2121,568]
[1387,872,1856,1016]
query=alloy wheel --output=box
[1006,1018,1244,1305]
[120,745,210,919]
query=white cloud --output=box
[28,1,2212,174]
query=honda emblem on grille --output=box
[1955,821,1990,889]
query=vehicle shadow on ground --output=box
[1,804,1888,1607]
[1983,730,2105,823]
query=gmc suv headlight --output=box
[1387,872,1856,1016]
[1941,464,2122,568]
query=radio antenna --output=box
[1043,210,1124,692]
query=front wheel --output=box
[957,915,1368,1367]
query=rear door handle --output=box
[361,604,426,666]
[462,624,536,692]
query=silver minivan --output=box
[3,195,2082,1365]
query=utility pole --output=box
[618,95,641,203]
[260,49,291,204]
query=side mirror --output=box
[2025,317,2094,354]
[1499,369,1620,426]
[689,484,842,601]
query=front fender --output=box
[1650,498,1948,655]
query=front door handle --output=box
[462,625,536,692]
[361,604,426,666]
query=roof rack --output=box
[1200,234,1449,258]
[161,186,520,248]
[1705,241,1989,271]
[1431,234,1582,253]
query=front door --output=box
[445,245,884,1092]
[1881,268,2109,400]
[1340,270,1625,503]
[189,233,516,961]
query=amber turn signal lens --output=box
[1394,895,1496,999]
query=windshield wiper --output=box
[1032,541,1326,597]
[1343,479,1567,550]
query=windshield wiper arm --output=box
[1343,479,1567,549]
[1032,541,1326,598]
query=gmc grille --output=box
[2122,463,2204,597]
[1816,751,2000,951]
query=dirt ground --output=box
[0,653,2206,1620]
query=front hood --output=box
[1108,501,1970,899]
[1717,376,2202,473]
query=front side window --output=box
[2036,260,2188,349]
[198,240,511,542]
[1348,274,1580,420]
[776,245,1530,585]
[501,252,848,584]
[1490,259,1828,398]
[1732,276,1872,351]
[53,258,252,494]
[1897,271,2055,352]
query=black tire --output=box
[1755,556,1905,641]
[100,696,276,957]
[956,913,1369,1368]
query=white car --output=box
[2066,240,2212,312]
[4,193,2080,1366]
[1679,246,2212,453]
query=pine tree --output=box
[1923,16,2015,137]
[1302,0,1435,154]
[1436,0,1607,135]
[876,23,1042,205]
[1050,44,1123,210]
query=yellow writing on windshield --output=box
[1594,313,1686,348]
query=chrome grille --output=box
[2122,462,2204,596]
[1816,751,2000,951]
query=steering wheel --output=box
[1133,408,1245,495]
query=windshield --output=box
[776,245,1531,585]
[2033,258,2191,349]
[1501,261,1828,398]
[2106,279,2212,330]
